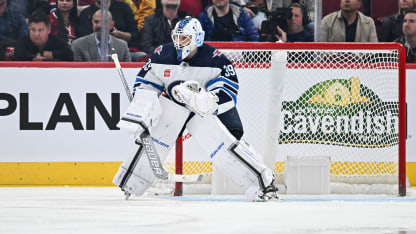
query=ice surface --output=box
[1,187,416,234]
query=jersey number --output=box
[223,64,236,77]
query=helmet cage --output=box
[171,17,205,60]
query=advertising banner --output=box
[0,64,415,163]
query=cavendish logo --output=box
[279,77,399,148]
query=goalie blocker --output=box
[114,95,279,201]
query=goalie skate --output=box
[258,181,280,202]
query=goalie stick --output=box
[110,53,205,184]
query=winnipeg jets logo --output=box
[212,49,222,58]
[164,69,171,77]
[154,45,163,55]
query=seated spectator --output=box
[233,0,263,17]
[50,0,94,9]
[139,0,191,55]
[78,0,139,46]
[394,10,416,63]
[0,0,28,58]
[259,0,314,17]
[179,0,209,18]
[156,0,209,17]
[380,0,416,42]
[320,0,378,42]
[14,11,74,61]
[198,0,259,41]
[124,0,156,30]
[7,0,49,19]
[72,10,131,62]
[49,0,78,44]
[233,0,266,30]
[265,2,313,42]
[76,0,95,13]
[49,0,94,15]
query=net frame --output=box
[173,42,407,196]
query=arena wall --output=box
[0,62,415,186]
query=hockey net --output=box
[154,42,407,196]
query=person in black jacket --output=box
[14,11,73,61]
[380,0,416,42]
[394,10,416,63]
[139,0,191,55]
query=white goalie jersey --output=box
[114,17,279,202]
[134,43,239,115]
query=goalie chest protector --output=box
[136,43,238,92]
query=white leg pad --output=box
[113,96,190,196]
[186,114,274,201]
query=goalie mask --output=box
[171,17,205,61]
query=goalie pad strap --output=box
[113,96,191,196]
[119,139,144,190]
[228,142,265,190]
[186,114,273,201]
[119,117,147,130]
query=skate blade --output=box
[124,191,131,200]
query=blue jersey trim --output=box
[206,77,239,90]
[211,87,237,104]
[135,77,164,91]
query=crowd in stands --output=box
[0,0,415,62]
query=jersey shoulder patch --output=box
[150,43,179,65]
[212,49,223,58]
[154,45,163,55]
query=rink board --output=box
[0,62,415,186]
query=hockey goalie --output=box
[113,17,279,201]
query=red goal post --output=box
[172,42,407,196]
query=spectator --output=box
[0,0,28,46]
[241,0,314,33]
[320,0,378,42]
[179,0,209,18]
[124,0,156,30]
[72,9,131,61]
[234,0,267,30]
[7,0,49,19]
[233,0,263,17]
[269,2,313,42]
[156,0,209,17]
[380,0,416,42]
[394,10,416,63]
[261,0,314,18]
[139,0,191,55]
[78,0,139,46]
[49,0,78,44]
[50,0,94,16]
[14,11,73,61]
[198,0,259,41]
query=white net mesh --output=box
[158,44,404,195]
